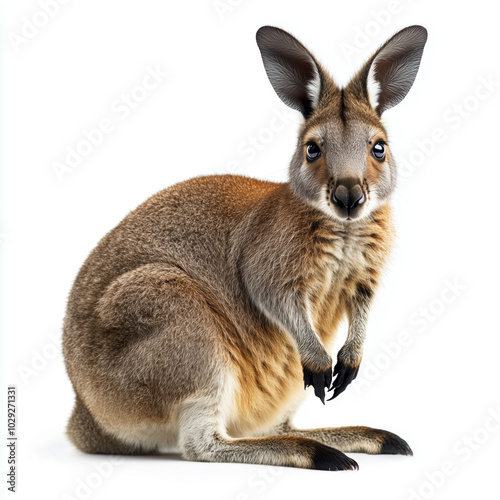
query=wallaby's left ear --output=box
[256,26,325,117]
[352,25,428,115]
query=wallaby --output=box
[63,25,427,471]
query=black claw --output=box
[327,360,359,401]
[325,368,333,390]
[302,364,333,403]
[313,371,327,404]
[331,369,345,389]
[328,384,347,401]
[303,366,313,389]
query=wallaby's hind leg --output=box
[275,421,412,456]
[177,396,358,471]
[67,397,156,455]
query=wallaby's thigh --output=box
[74,263,227,451]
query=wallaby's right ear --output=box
[256,26,323,118]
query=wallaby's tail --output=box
[67,397,154,455]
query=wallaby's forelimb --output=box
[329,281,375,399]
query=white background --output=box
[2,1,500,499]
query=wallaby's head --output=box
[256,25,427,222]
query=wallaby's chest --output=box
[308,219,392,342]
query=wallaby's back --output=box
[64,174,280,374]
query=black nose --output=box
[331,182,365,213]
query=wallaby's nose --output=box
[331,180,365,215]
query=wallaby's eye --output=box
[306,142,322,162]
[371,141,386,162]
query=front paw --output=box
[328,353,360,401]
[303,363,333,404]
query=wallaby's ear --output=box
[256,26,323,117]
[355,25,428,115]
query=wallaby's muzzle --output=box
[331,178,366,219]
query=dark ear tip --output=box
[412,25,428,41]
[256,25,281,44]
[403,24,428,43]
[256,26,269,39]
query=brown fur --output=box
[63,25,426,469]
